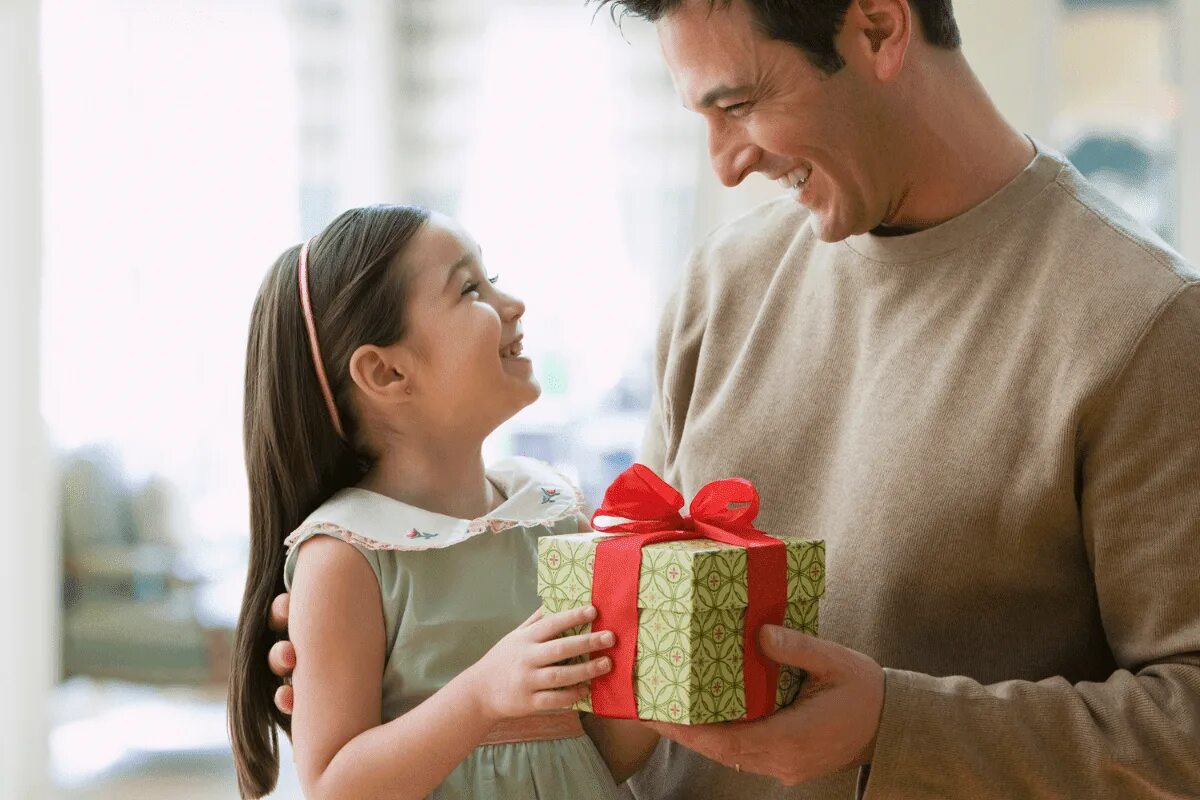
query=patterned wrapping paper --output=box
[537,531,825,724]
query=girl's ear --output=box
[348,343,414,404]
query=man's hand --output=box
[645,625,884,786]
[267,592,296,715]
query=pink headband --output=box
[297,236,346,440]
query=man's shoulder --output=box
[689,196,813,282]
[1039,155,1198,294]
[1005,153,1198,385]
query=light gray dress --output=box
[283,456,619,799]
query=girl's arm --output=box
[570,510,663,783]
[288,536,612,800]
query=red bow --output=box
[588,464,788,721]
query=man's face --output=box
[659,0,895,242]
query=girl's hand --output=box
[465,605,614,724]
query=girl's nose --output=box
[498,290,525,322]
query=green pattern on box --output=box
[537,531,824,724]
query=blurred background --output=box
[1,0,1197,797]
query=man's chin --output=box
[806,211,854,244]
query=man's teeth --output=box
[777,166,813,190]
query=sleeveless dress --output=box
[283,456,619,799]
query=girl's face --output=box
[398,213,540,437]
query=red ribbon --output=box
[588,464,788,721]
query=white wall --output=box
[0,0,55,798]
[954,1,1058,139]
[340,0,402,208]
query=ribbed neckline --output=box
[841,136,1066,265]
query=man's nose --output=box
[708,122,761,187]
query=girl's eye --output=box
[462,274,499,297]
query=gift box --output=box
[536,467,825,725]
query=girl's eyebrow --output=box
[442,252,473,289]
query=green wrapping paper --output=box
[537,531,825,724]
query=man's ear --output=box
[348,343,414,404]
[845,0,911,82]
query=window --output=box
[1052,0,1183,245]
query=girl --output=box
[228,205,657,799]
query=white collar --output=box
[284,456,583,552]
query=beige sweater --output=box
[624,142,1200,800]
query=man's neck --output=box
[878,53,1037,232]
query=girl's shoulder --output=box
[284,487,441,555]
[281,489,398,593]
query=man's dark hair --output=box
[590,0,961,74]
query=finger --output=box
[531,683,591,711]
[268,640,296,678]
[274,684,294,715]
[534,656,612,690]
[518,606,545,629]
[269,593,290,633]
[537,628,615,664]
[527,605,597,641]
[757,625,839,679]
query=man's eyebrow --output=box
[695,84,753,109]
[443,252,473,289]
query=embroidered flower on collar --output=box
[405,529,437,540]
[540,487,562,504]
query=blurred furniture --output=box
[60,447,233,686]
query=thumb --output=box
[758,624,841,678]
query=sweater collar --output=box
[841,136,1065,265]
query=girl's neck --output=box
[359,437,501,521]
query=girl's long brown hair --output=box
[229,205,430,798]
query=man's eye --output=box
[723,102,750,118]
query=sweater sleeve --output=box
[640,248,711,476]
[861,281,1200,799]
[639,287,677,475]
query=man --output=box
[268,1,1200,797]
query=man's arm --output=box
[857,282,1200,799]
[650,282,1200,798]
[639,244,708,476]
